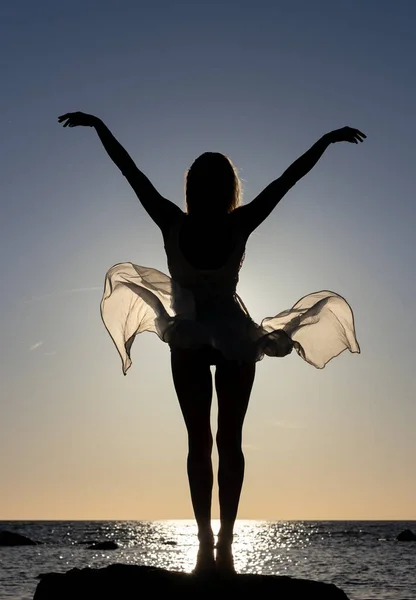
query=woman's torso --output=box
[164,212,248,317]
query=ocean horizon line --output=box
[1,518,415,523]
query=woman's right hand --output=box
[58,112,99,128]
[327,126,366,144]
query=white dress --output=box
[101,214,360,374]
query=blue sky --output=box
[1,0,415,519]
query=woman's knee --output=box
[216,430,243,460]
[188,430,213,458]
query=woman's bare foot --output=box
[192,529,215,575]
[215,542,235,575]
[192,542,216,575]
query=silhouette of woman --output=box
[58,112,365,572]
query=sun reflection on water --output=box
[59,520,315,576]
[110,520,314,574]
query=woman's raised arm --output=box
[234,126,366,236]
[58,112,182,233]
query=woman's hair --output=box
[185,152,241,214]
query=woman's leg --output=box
[215,360,256,566]
[170,347,215,553]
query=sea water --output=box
[1,520,415,600]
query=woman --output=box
[58,112,364,572]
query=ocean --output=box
[0,520,415,599]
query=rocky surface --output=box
[397,529,416,541]
[34,564,349,599]
[0,530,38,546]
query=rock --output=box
[34,564,349,599]
[397,529,416,542]
[86,541,119,550]
[0,530,38,546]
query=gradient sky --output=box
[1,0,415,520]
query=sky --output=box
[1,0,415,521]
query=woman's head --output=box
[185,152,241,215]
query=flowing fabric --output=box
[101,216,360,374]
